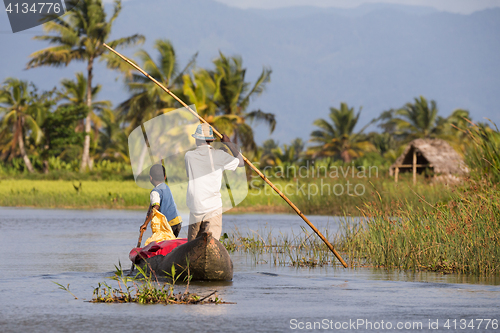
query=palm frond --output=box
[245,109,276,133]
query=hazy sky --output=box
[214,0,500,14]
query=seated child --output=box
[140,164,183,244]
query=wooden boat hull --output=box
[136,232,233,281]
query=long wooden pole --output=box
[104,43,348,268]
[128,209,152,275]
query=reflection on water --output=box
[0,208,499,333]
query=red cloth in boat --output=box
[129,238,187,263]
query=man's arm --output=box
[221,134,244,167]
[185,154,189,178]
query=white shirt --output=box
[185,145,239,214]
[150,183,162,207]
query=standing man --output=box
[140,164,182,239]
[185,123,244,241]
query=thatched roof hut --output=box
[389,139,468,182]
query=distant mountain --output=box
[247,3,439,19]
[0,0,499,144]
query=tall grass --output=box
[337,122,500,275]
[337,181,500,275]
[222,180,500,275]
[466,120,500,183]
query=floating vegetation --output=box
[53,281,78,299]
[220,227,340,268]
[55,263,230,305]
[91,264,228,304]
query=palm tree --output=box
[183,66,246,144]
[118,39,196,130]
[26,0,144,171]
[96,108,129,162]
[259,139,279,167]
[385,96,440,139]
[41,104,87,172]
[209,52,275,152]
[0,78,45,172]
[437,108,472,153]
[367,132,402,163]
[378,97,472,153]
[118,39,197,175]
[439,109,471,137]
[60,72,112,165]
[182,68,218,123]
[308,103,374,163]
[181,52,275,153]
[262,138,304,169]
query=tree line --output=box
[0,0,496,177]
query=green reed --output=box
[466,119,500,183]
[335,122,500,275]
[221,226,341,268]
[222,178,500,275]
[337,180,500,275]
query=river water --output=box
[0,207,498,332]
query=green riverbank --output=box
[0,179,149,209]
[0,176,454,215]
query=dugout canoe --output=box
[132,232,233,281]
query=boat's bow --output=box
[137,232,233,281]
